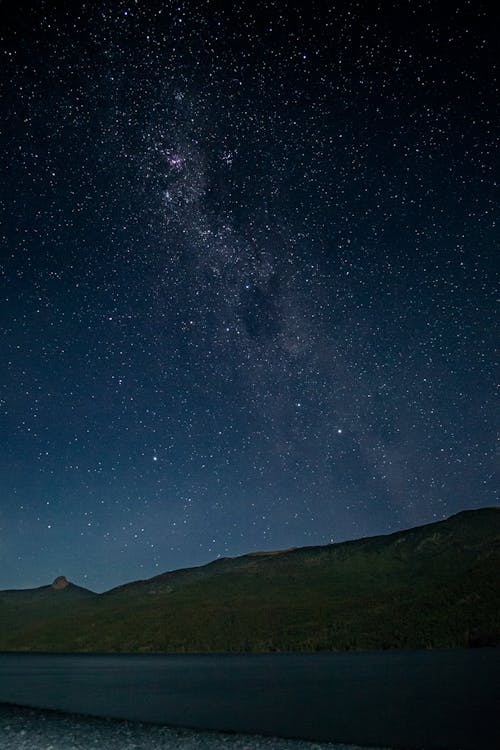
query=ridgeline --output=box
[1,508,499,652]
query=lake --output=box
[0,650,498,749]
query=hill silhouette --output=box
[1,508,498,652]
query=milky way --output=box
[1,0,497,590]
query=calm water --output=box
[0,650,498,749]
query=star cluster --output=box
[0,0,497,591]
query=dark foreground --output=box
[0,703,375,750]
[0,650,498,750]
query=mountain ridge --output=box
[103,506,500,594]
[3,507,498,596]
[1,507,499,652]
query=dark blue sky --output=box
[1,0,497,592]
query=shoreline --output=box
[0,703,382,750]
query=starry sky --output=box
[1,0,497,592]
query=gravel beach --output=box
[0,704,386,750]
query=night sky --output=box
[1,1,497,592]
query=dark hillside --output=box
[1,508,498,652]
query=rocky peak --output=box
[51,575,69,590]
